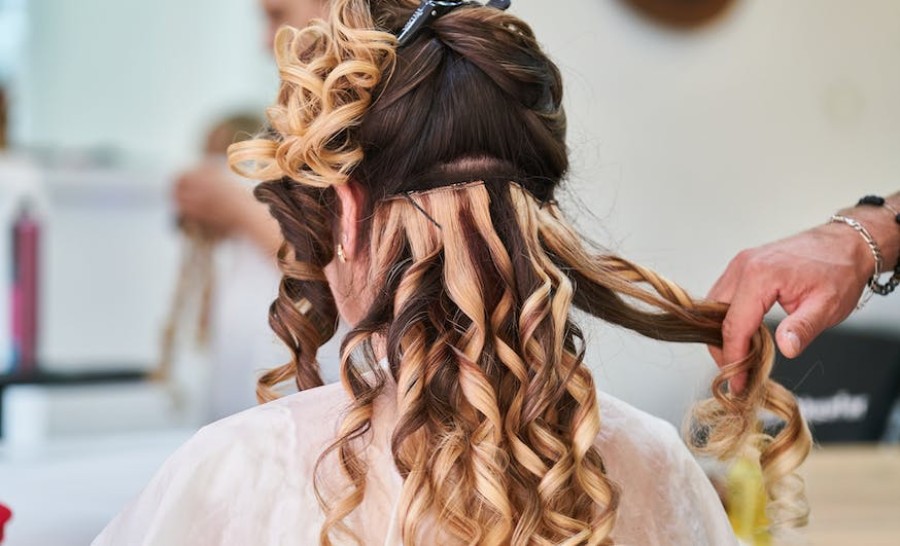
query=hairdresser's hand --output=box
[707,222,874,391]
[173,161,255,238]
[173,160,283,256]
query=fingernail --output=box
[784,330,801,355]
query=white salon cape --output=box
[93,377,738,546]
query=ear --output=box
[333,182,365,259]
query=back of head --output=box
[229,1,811,544]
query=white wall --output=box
[16,0,277,168]
[7,0,900,424]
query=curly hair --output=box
[228,1,810,544]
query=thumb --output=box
[775,299,831,359]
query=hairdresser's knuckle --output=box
[732,248,755,268]
[741,252,771,276]
[725,250,757,282]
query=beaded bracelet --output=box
[858,194,900,225]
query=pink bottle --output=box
[10,203,39,373]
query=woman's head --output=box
[327,0,570,327]
[236,0,570,327]
[229,1,810,544]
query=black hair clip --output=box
[402,192,443,229]
[396,0,511,47]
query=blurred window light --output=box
[0,0,28,83]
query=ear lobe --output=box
[334,182,363,259]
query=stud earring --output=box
[336,243,348,263]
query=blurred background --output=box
[0,0,898,544]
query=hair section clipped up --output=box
[229,1,811,544]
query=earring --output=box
[336,243,348,263]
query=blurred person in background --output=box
[172,0,328,256]
[169,0,337,420]
[163,113,281,421]
[173,116,281,256]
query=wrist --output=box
[819,220,879,282]
[840,202,900,269]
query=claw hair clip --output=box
[396,0,512,47]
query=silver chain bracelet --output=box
[828,214,893,310]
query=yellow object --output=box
[726,456,771,545]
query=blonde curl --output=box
[228,0,397,188]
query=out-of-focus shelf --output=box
[0,367,149,387]
[0,369,173,443]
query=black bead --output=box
[858,195,886,206]
[895,213,900,226]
